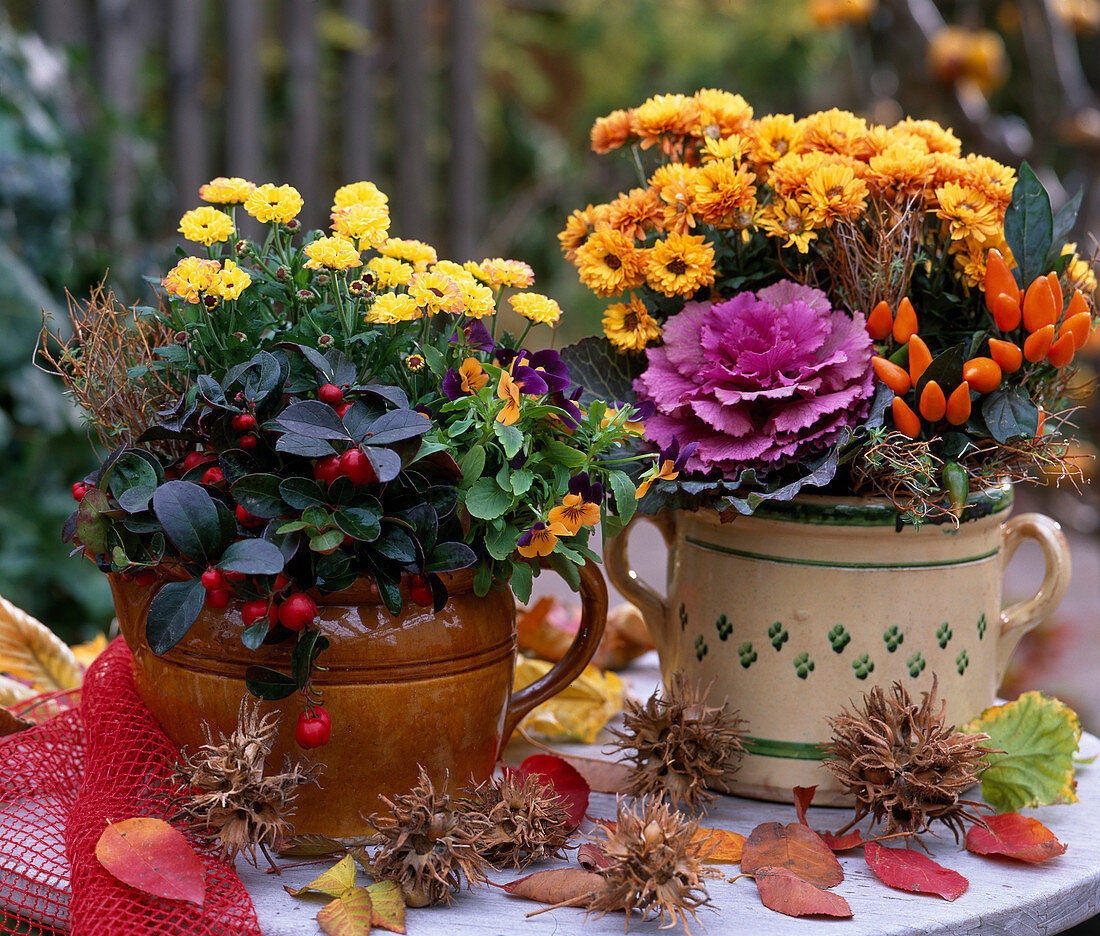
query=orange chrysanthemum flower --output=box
[934,183,1001,244]
[692,159,758,226]
[798,108,874,159]
[892,118,962,156]
[749,113,802,167]
[631,93,700,151]
[558,204,606,261]
[479,258,536,288]
[574,225,647,297]
[692,88,753,139]
[960,154,1015,211]
[759,198,819,253]
[645,231,716,298]
[591,108,635,153]
[658,177,699,236]
[608,188,663,240]
[866,142,936,199]
[603,295,662,352]
[802,163,869,226]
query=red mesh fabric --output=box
[0,639,261,936]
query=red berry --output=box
[71,482,89,502]
[201,568,225,590]
[202,466,225,486]
[278,593,317,631]
[223,569,247,583]
[238,434,258,450]
[134,569,157,587]
[236,504,265,527]
[318,384,344,406]
[295,709,332,749]
[312,705,332,730]
[335,401,352,418]
[273,573,291,592]
[313,454,342,484]
[241,599,276,628]
[183,451,210,471]
[205,587,231,609]
[409,574,433,607]
[231,413,256,432]
[339,448,376,485]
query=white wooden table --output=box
[239,654,1100,935]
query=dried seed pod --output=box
[607,671,746,813]
[464,771,574,869]
[169,698,320,866]
[587,796,719,933]
[824,675,996,840]
[370,767,490,907]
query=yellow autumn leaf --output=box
[284,854,358,899]
[71,633,109,669]
[513,659,624,743]
[0,595,82,692]
[0,674,36,707]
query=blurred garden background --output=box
[1,0,1099,717]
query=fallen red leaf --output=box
[695,827,746,863]
[753,866,852,918]
[965,813,1067,863]
[818,830,864,852]
[95,817,205,906]
[864,841,968,900]
[577,842,611,871]
[503,868,604,906]
[508,754,590,829]
[741,822,843,889]
[792,786,816,825]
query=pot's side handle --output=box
[502,559,608,741]
[997,512,1072,682]
[603,513,672,641]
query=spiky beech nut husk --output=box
[607,671,747,813]
[169,698,320,866]
[824,674,996,840]
[463,772,574,869]
[370,767,489,907]
[588,796,719,933]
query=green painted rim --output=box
[748,487,1013,527]
[745,736,828,760]
[684,537,1001,570]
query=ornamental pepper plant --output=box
[559,89,1096,524]
[46,178,650,744]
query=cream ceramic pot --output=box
[605,489,1070,805]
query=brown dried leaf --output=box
[0,707,31,737]
[753,866,852,918]
[552,754,632,794]
[503,868,603,906]
[278,834,348,858]
[740,822,843,889]
[792,786,816,825]
[577,842,611,871]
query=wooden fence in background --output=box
[29,0,486,258]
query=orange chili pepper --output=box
[984,248,1019,306]
[919,380,947,422]
[989,292,1022,332]
[866,300,893,341]
[872,356,911,395]
[1047,333,1075,368]
[988,338,1023,374]
[961,357,1002,393]
[1023,324,1055,362]
[1036,409,1046,437]
[907,334,932,385]
[1059,311,1091,351]
[1022,276,1058,333]
[892,297,918,344]
[892,396,921,439]
[1047,272,1064,320]
[945,382,972,426]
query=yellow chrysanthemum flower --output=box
[559,204,608,262]
[331,203,390,248]
[162,257,222,304]
[645,231,716,298]
[332,180,388,212]
[303,235,363,271]
[802,163,869,226]
[198,176,256,204]
[749,113,802,166]
[478,258,536,289]
[866,142,936,198]
[457,278,496,318]
[658,178,699,236]
[608,188,663,241]
[631,93,700,151]
[692,159,758,227]
[960,154,1016,211]
[509,292,561,326]
[367,256,414,288]
[244,183,304,224]
[759,198,819,254]
[407,270,463,316]
[365,292,420,324]
[1062,243,1098,297]
[891,118,962,156]
[431,260,476,284]
[602,295,662,352]
[768,151,846,197]
[692,88,753,139]
[701,135,748,163]
[378,238,437,271]
[213,259,252,300]
[798,108,874,159]
[649,163,697,193]
[574,225,648,298]
[178,206,234,246]
[934,182,1001,244]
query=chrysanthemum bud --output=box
[234,239,251,257]
[315,273,330,287]
[283,218,301,233]
[203,294,220,309]
[276,266,288,282]
[318,334,334,347]
[348,279,365,295]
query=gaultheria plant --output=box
[634,281,874,476]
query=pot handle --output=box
[502,559,608,741]
[603,513,673,641]
[997,512,1072,683]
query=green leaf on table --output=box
[1004,162,1053,286]
[962,691,1081,812]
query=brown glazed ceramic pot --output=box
[112,563,607,838]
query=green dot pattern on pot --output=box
[694,634,708,660]
[827,624,850,653]
[936,621,953,649]
[715,614,732,641]
[852,653,875,679]
[738,641,757,668]
[679,603,689,631]
[768,621,789,651]
[882,625,904,652]
[956,648,969,675]
[977,613,987,640]
[793,652,814,679]
[906,651,926,677]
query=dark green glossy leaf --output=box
[292,632,331,688]
[559,336,644,405]
[280,477,327,509]
[983,388,1040,442]
[146,579,207,655]
[232,473,286,518]
[1047,188,1083,268]
[309,528,345,553]
[335,504,383,541]
[118,484,156,514]
[275,433,338,458]
[245,665,297,700]
[275,400,351,440]
[1004,163,1053,286]
[362,446,402,482]
[362,409,432,445]
[217,538,286,574]
[373,525,417,563]
[152,481,224,563]
[509,559,533,604]
[106,451,161,499]
[241,621,270,650]
[426,542,477,573]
